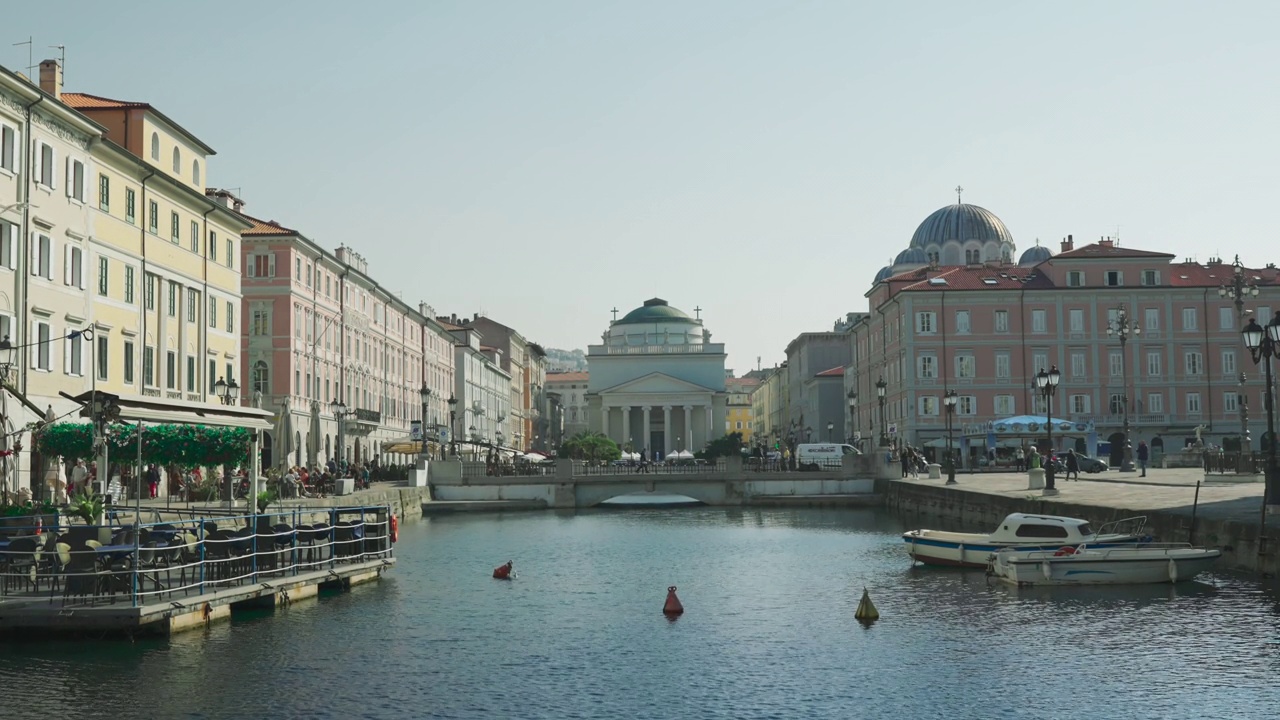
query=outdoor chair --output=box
[61,543,108,606]
[2,537,40,595]
[271,524,296,573]
[203,531,234,583]
[46,542,72,603]
[136,542,167,596]
[309,523,332,564]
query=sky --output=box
[7,1,1280,372]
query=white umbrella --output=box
[275,397,293,471]
[523,452,547,462]
[307,401,321,468]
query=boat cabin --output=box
[987,514,1096,544]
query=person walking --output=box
[1137,441,1149,477]
[1065,448,1080,481]
[146,463,161,499]
[1015,446,1026,472]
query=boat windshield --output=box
[1078,524,1094,537]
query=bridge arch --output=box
[575,480,731,508]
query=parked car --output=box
[1077,456,1108,473]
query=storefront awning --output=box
[65,391,274,431]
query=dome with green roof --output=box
[614,298,697,326]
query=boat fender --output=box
[1053,546,1076,557]
[390,514,399,544]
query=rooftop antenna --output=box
[50,44,65,73]
[1115,225,1121,246]
[13,37,33,77]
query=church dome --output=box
[873,266,894,283]
[1018,245,1052,266]
[894,247,929,265]
[615,298,697,325]
[910,203,1013,249]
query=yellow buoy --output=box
[854,587,879,622]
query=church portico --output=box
[587,299,728,460]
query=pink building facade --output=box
[852,203,1280,463]
[238,208,454,468]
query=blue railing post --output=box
[251,510,259,584]
[198,522,206,595]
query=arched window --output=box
[172,147,181,174]
[150,132,160,160]
[192,159,200,186]
[965,249,980,264]
[252,360,270,394]
[927,251,939,264]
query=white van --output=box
[795,443,860,470]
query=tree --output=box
[696,432,744,461]
[558,431,621,464]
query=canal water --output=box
[2,507,1279,719]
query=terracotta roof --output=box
[1168,262,1280,287]
[61,92,151,110]
[815,366,846,378]
[547,371,589,383]
[437,321,464,331]
[1053,242,1175,260]
[892,265,1055,292]
[240,214,298,236]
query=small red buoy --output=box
[492,561,513,580]
[663,586,684,615]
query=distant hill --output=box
[545,347,587,372]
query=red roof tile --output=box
[1167,262,1280,287]
[892,265,1055,291]
[1053,242,1175,260]
[240,214,298,236]
[547,371,589,383]
[815,366,846,378]
[61,92,150,110]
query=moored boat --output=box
[902,513,1149,568]
[987,543,1221,586]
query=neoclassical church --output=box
[586,298,728,458]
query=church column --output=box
[684,405,693,451]
[663,406,672,457]
[705,402,713,444]
[622,406,632,449]
[601,401,610,440]
[642,406,652,457]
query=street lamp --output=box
[213,376,240,406]
[1034,365,1062,494]
[1221,256,1259,455]
[847,390,858,446]
[418,383,432,462]
[943,390,958,484]
[1242,316,1280,515]
[827,421,834,442]
[330,398,350,466]
[876,376,888,447]
[447,395,458,457]
[1106,307,1140,472]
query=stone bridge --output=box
[425,455,893,509]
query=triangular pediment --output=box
[599,372,716,395]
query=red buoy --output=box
[663,586,684,615]
[493,561,513,580]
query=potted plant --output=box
[254,489,277,514]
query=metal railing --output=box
[1203,451,1265,474]
[0,505,393,608]
[575,460,727,476]
[461,461,557,478]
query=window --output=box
[1220,307,1234,330]
[225,239,233,268]
[96,336,108,380]
[994,395,1014,416]
[955,310,970,334]
[192,159,200,186]
[1070,394,1090,414]
[33,233,53,279]
[251,307,270,336]
[98,174,110,211]
[187,355,196,392]
[143,346,155,386]
[1222,349,1237,376]
[67,330,83,376]
[1144,308,1159,332]
[0,220,14,269]
[957,396,976,415]
[918,396,938,416]
[1109,351,1123,377]
[249,253,275,277]
[296,257,301,280]
[1142,270,1159,286]
[65,245,84,288]
[1224,392,1238,413]
[210,231,217,262]
[1260,307,1274,325]
[306,262,312,288]
[1031,309,1046,333]
[67,159,85,202]
[1147,393,1163,414]
[170,212,180,243]
[226,301,233,332]
[123,341,134,384]
[32,321,50,371]
[1187,392,1201,414]
[97,256,108,295]
[209,296,217,328]
[955,355,975,378]
[988,352,1008,379]
[190,221,199,253]
[125,188,136,224]
[1069,309,1084,333]
[186,288,197,320]
[209,359,217,393]
[1067,271,1084,287]
[166,351,176,389]
[1146,351,1161,377]
[253,361,270,394]
[1015,524,1069,539]
[150,132,159,160]
[167,282,177,317]
[1032,352,1048,375]
[148,201,158,233]
[1184,351,1203,376]
[0,123,15,172]
[1109,394,1124,414]
[172,147,181,174]
[915,312,936,334]
[144,273,155,310]
[1070,352,1085,378]
[37,142,54,187]
[917,355,936,379]
[1105,270,1122,286]
[1181,308,1197,330]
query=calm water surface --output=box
[2,507,1279,720]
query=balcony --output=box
[344,408,382,434]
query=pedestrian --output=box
[900,447,911,478]
[71,458,89,495]
[146,463,161,499]
[1015,447,1026,472]
[1065,448,1080,481]
[1137,440,1149,477]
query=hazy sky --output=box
[7,2,1279,372]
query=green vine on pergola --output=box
[34,422,252,467]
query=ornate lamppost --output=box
[1107,307,1140,472]
[943,390,958,484]
[446,395,458,457]
[1242,316,1280,516]
[1221,256,1259,457]
[847,389,858,447]
[1034,366,1061,495]
[876,376,888,446]
[212,376,240,503]
[418,383,432,464]
[330,398,351,466]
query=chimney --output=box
[1099,237,1114,248]
[39,59,63,99]
[1060,235,1073,253]
[204,189,245,213]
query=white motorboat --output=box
[902,513,1149,568]
[987,543,1221,586]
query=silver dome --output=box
[894,247,929,265]
[1018,245,1052,266]
[910,204,1013,249]
[874,265,894,282]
